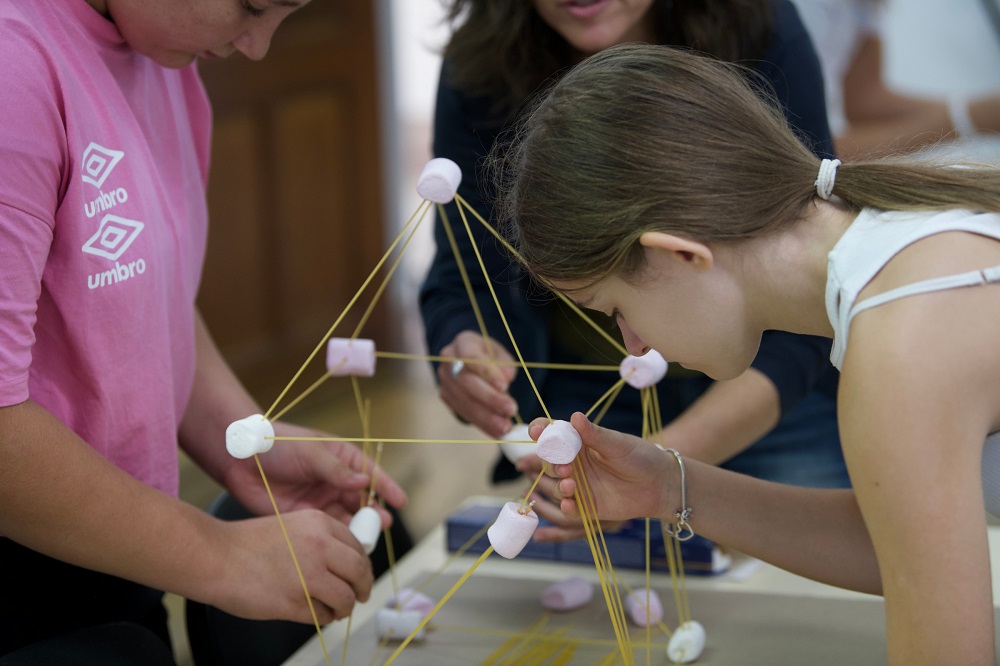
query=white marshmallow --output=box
[667,620,706,664]
[325,338,376,377]
[535,420,582,465]
[540,576,593,612]
[499,424,538,464]
[625,588,664,627]
[225,414,275,459]
[619,350,668,389]
[349,506,381,555]
[487,501,539,559]
[374,608,426,642]
[387,588,436,618]
[416,158,462,204]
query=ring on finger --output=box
[450,360,465,378]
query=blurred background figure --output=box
[792,0,1000,159]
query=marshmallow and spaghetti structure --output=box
[224,158,703,665]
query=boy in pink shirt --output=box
[0,1,407,661]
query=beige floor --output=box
[167,361,518,664]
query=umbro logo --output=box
[82,215,144,261]
[83,215,147,290]
[81,142,125,189]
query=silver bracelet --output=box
[662,447,695,541]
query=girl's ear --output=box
[639,232,714,271]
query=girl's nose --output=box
[619,319,650,357]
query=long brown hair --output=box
[497,43,1000,285]
[443,0,772,115]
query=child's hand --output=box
[528,412,673,522]
[223,422,407,529]
[437,331,518,439]
[209,509,373,624]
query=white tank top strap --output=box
[848,264,1000,324]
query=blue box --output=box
[445,503,730,575]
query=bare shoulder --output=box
[858,229,1000,300]
[843,231,1000,434]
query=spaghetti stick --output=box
[263,199,431,421]
[375,350,618,373]
[456,194,628,357]
[382,549,494,665]
[253,454,330,666]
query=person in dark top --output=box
[419,0,849,525]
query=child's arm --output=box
[534,412,882,593]
[648,366,780,465]
[839,284,1000,665]
[0,398,370,623]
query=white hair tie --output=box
[814,158,841,200]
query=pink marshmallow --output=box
[619,350,668,389]
[540,576,593,611]
[387,588,436,617]
[416,157,462,204]
[536,420,582,465]
[625,588,663,627]
[326,337,376,377]
[487,501,539,559]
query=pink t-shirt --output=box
[0,0,211,496]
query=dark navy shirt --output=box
[420,0,840,479]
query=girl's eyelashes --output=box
[241,0,265,18]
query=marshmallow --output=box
[540,576,593,612]
[625,588,663,627]
[374,608,426,642]
[487,501,539,559]
[416,158,462,204]
[499,424,538,464]
[536,420,582,465]
[387,588,436,618]
[619,350,668,389]
[225,414,275,459]
[667,620,706,664]
[326,338,376,377]
[349,506,381,555]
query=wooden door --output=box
[197,0,387,403]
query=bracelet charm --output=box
[661,446,695,541]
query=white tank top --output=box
[825,207,1000,515]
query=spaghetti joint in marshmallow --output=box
[619,350,668,389]
[667,620,706,663]
[326,338,376,377]
[225,414,275,459]
[487,501,539,559]
[416,158,462,204]
[536,420,582,465]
